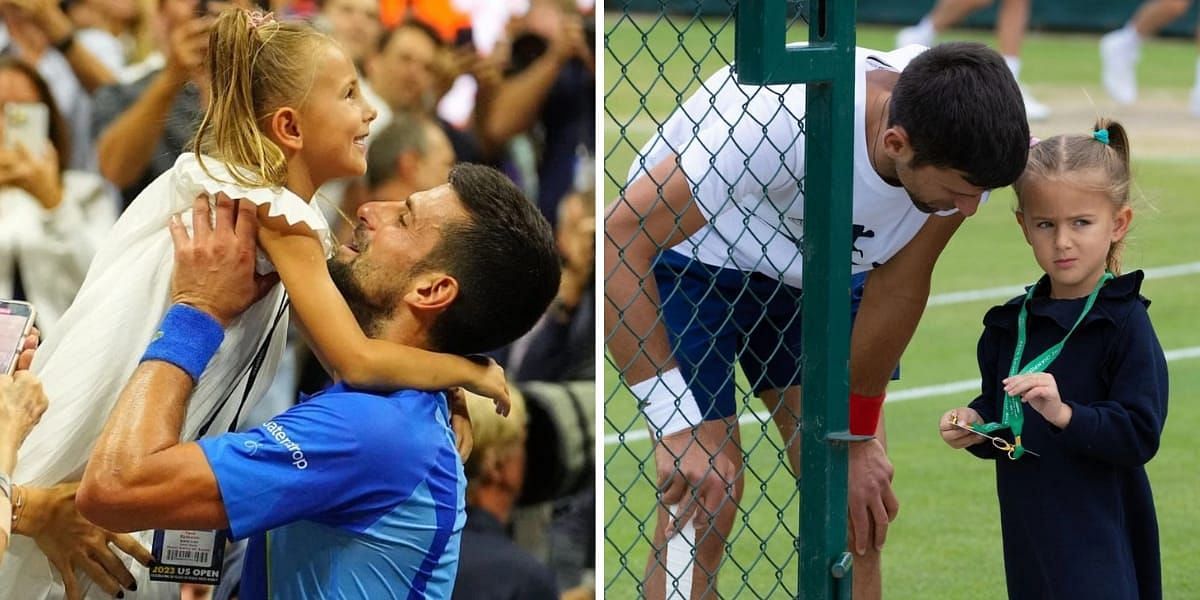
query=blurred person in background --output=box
[471,0,594,222]
[366,19,489,162]
[312,0,380,72]
[1,0,120,169]
[1100,0,1200,115]
[365,112,455,204]
[896,0,1048,120]
[453,389,559,600]
[0,56,116,338]
[65,0,158,79]
[93,0,248,206]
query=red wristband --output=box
[849,392,885,436]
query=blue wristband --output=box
[140,304,225,382]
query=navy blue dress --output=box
[967,270,1168,600]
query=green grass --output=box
[603,16,1200,599]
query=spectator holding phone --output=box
[0,331,154,599]
[0,0,122,169]
[0,56,116,337]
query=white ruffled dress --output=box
[0,153,334,600]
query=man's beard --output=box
[328,256,398,338]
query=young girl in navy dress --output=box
[939,119,1168,600]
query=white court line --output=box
[927,261,1200,306]
[605,345,1200,446]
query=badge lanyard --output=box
[970,272,1113,459]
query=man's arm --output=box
[77,194,269,533]
[77,362,228,533]
[844,212,964,554]
[603,153,706,385]
[850,213,964,396]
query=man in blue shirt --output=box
[75,164,561,599]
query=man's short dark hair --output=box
[421,164,561,354]
[890,42,1029,189]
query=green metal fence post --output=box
[735,1,857,598]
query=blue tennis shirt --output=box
[198,382,466,599]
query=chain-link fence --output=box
[604,1,857,598]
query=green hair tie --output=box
[1093,129,1110,145]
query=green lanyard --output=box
[971,272,1114,459]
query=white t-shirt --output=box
[628,45,961,289]
[0,154,333,600]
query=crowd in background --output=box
[0,0,595,597]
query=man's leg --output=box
[756,387,887,600]
[848,417,889,600]
[897,0,995,48]
[757,387,801,476]
[993,0,1049,119]
[995,0,1029,58]
[640,251,753,599]
[643,418,744,600]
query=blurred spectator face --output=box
[320,0,381,66]
[368,25,437,112]
[412,121,454,192]
[494,435,527,498]
[159,0,199,31]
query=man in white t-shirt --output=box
[605,42,1030,599]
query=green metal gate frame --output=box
[735,1,858,597]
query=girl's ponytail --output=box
[192,9,326,188]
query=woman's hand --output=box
[0,371,48,462]
[14,482,153,599]
[0,144,62,210]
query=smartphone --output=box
[3,102,49,156]
[0,300,35,376]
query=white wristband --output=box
[630,368,703,438]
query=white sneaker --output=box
[896,25,934,49]
[1021,86,1051,121]
[1100,30,1140,105]
[1190,86,1200,118]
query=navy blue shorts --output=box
[653,249,896,421]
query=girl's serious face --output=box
[1016,174,1132,299]
[298,43,377,187]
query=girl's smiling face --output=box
[1016,172,1132,299]
[295,43,377,187]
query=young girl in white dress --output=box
[3,10,509,599]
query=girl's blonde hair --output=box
[192,10,331,188]
[1013,118,1132,274]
